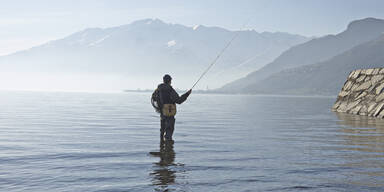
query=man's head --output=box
[163,74,172,85]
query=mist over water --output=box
[0,72,132,92]
[1,91,384,191]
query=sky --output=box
[1,0,384,56]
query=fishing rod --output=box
[190,18,253,90]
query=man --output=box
[157,74,191,142]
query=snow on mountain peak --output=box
[89,35,111,46]
[167,40,176,47]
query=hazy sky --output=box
[1,0,384,56]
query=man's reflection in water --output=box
[150,140,176,190]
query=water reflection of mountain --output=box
[149,141,178,191]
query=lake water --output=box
[1,91,384,192]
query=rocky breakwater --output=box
[333,68,384,117]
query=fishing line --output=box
[190,17,253,90]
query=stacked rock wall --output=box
[333,68,384,118]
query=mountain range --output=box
[0,18,308,91]
[220,18,384,95]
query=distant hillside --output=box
[0,18,307,91]
[241,34,384,95]
[220,18,384,93]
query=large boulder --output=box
[333,68,384,118]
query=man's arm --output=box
[170,89,192,104]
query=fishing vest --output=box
[158,85,177,117]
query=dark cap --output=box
[163,74,172,83]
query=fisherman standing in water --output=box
[152,74,191,142]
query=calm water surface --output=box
[1,91,384,191]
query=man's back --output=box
[157,83,190,106]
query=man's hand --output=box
[187,89,192,95]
